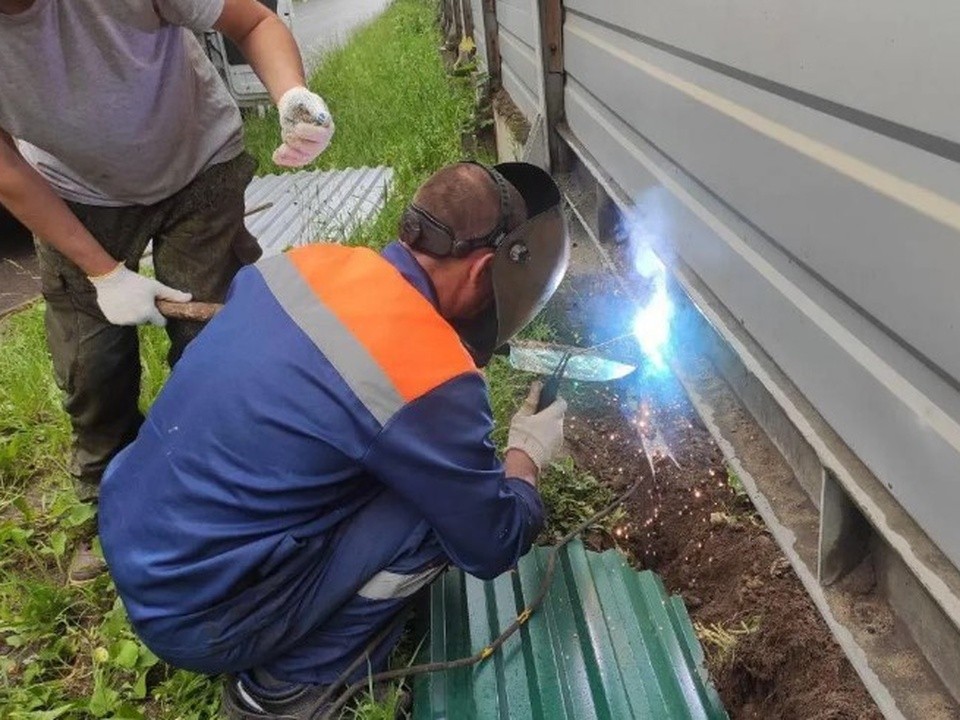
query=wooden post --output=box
[442,0,460,51]
[481,0,502,90]
[536,0,567,172]
[460,0,474,41]
[453,0,463,39]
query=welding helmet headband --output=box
[400,161,569,366]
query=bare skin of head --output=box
[0,0,34,14]
[409,163,527,323]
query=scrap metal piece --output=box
[509,340,637,382]
[414,539,728,719]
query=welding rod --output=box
[582,331,633,355]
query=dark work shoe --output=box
[67,541,107,584]
[221,678,279,719]
[221,675,332,720]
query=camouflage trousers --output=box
[35,152,261,501]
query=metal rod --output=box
[582,331,634,354]
[243,201,274,218]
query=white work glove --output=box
[88,263,191,327]
[507,381,567,470]
[273,86,335,167]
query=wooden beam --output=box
[441,0,458,50]
[541,0,563,73]
[460,0,474,41]
[537,0,567,171]
[481,0,501,90]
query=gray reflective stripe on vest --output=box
[358,565,445,601]
[259,255,405,425]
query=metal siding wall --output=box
[564,1,960,145]
[497,0,540,120]
[562,3,960,570]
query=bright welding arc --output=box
[622,201,675,375]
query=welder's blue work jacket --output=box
[99,242,544,672]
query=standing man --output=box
[99,161,570,718]
[0,0,335,580]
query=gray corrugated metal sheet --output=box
[245,166,393,256]
[414,539,726,720]
[561,1,960,572]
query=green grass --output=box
[244,0,489,248]
[0,2,608,715]
[726,466,747,499]
[0,308,70,495]
[537,458,624,543]
[0,310,218,718]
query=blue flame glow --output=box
[631,249,672,372]
[623,203,674,375]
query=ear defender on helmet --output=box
[399,207,423,246]
[401,161,570,367]
[399,162,513,259]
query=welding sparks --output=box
[622,201,675,375]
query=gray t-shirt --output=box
[0,0,244,206]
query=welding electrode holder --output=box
[536,352,571,413]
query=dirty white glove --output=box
[88,263,191,327]
[273,86,335,167]
[507,381,567,470]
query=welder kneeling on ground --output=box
[98,161,570,719]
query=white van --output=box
[201,0,294,108]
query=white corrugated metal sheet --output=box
[245,166,393,255]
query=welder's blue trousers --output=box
[136,490,446,686]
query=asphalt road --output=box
[292,0,392,71]
[0,211,39,317]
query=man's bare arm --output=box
[0,128,190,325]
[215,0,334,167]
[505,449,539,488]
[0,128,116,276]
[214,0,305,103]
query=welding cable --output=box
[317,472,646,720]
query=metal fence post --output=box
[536,0,567,172]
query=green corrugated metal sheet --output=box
[414,539,726,720]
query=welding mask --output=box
[400,161,569,366]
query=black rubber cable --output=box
[317,472,646,720]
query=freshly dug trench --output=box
[548,275,882,719]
